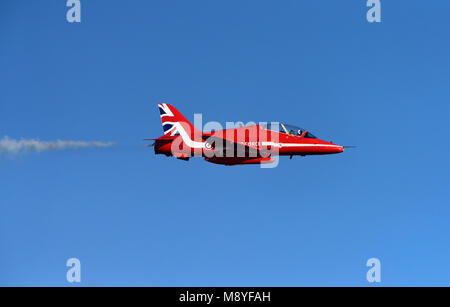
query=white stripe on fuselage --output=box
[261,142,340,148]
[171,122,205,149]
[169,126,339,151]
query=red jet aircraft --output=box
[147,104,345,165]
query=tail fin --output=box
[157,103,201,137]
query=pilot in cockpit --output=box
[297,129,303,136]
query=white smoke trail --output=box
[0,136,113,154]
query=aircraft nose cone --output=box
[330,145,344,153]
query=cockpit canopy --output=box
[261,123,317,139]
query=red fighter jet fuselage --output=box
[147,103,345,166]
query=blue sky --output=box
[1,0,449,286]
